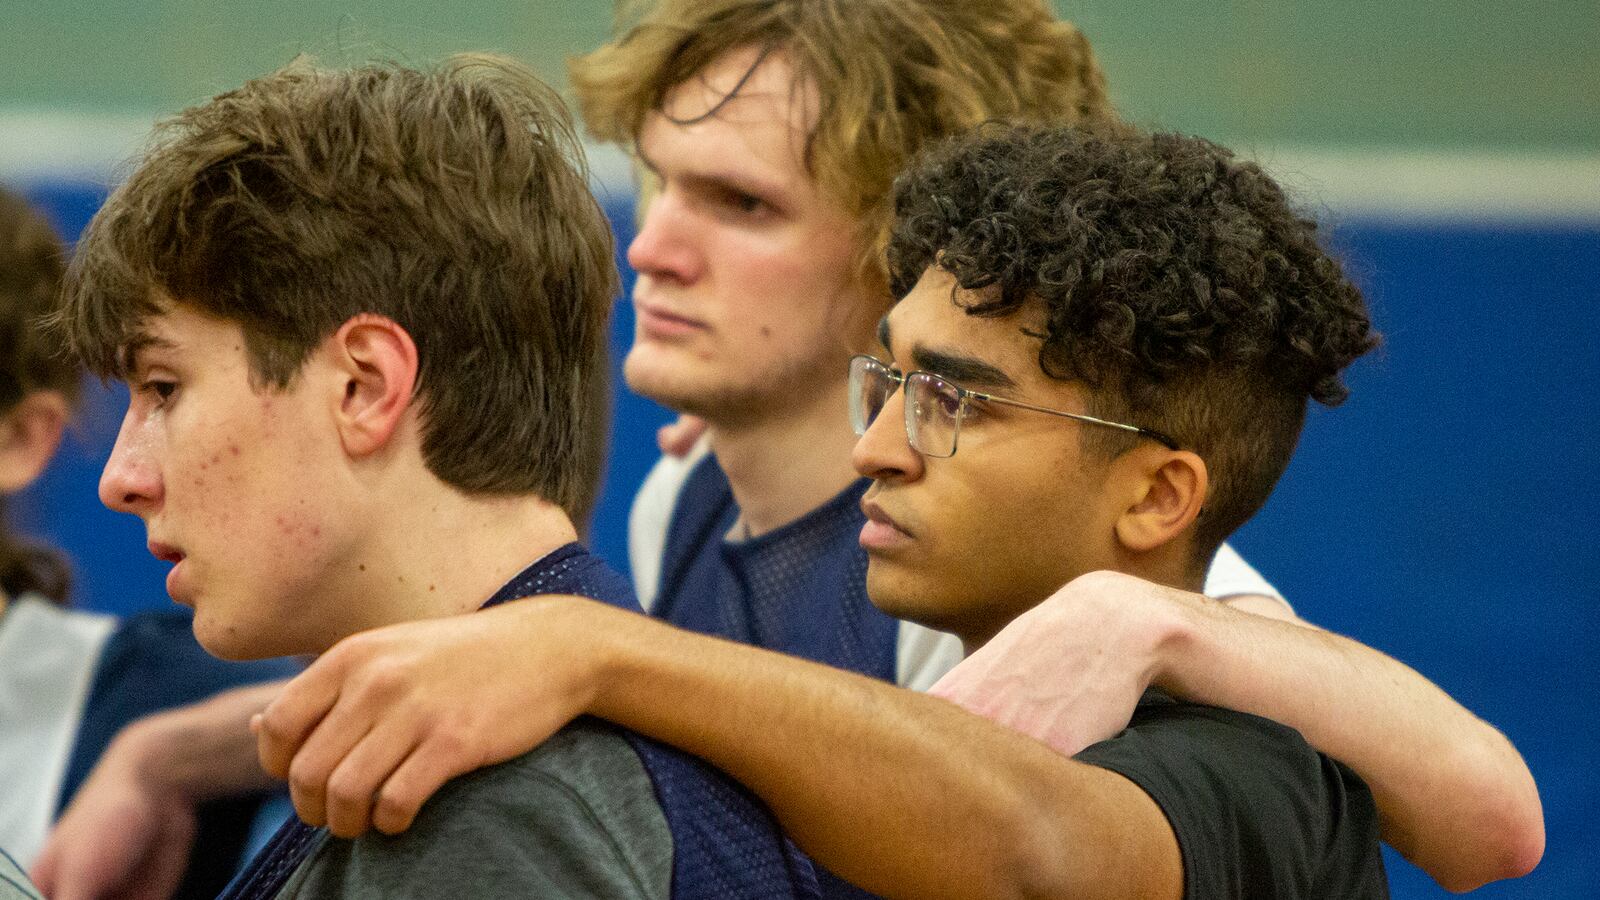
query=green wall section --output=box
[2,1,1595,152]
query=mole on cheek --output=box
[760,326,772,338]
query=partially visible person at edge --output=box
[0,185,296,899]
[36,1,1542,897]
[50,54,825,900]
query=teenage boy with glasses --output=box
[268,124,1430,898]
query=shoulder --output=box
[628,438,713,610]
[292,719,671,900]
[1076,699,1385,899]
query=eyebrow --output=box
[909,346,1018,391]
[879,314,1018,390]
[117,333,177,377]
[635,147,792,211]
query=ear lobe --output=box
[331,315,418,458]
[1114,449,1208,553]
[0,391,68,493]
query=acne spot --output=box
[229,445,241,457]
[210,452,221,465]
[760,326,772,338]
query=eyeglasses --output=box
[848,354,1179,459]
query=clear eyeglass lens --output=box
[849,357,894,436]
[907,372,963,458]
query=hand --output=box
[656,415,707,457]
[929,570,1192,756]
[253,595,617,838]
[31,728,197,900]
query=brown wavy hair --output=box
[889,124,1379,563]
[570,0,1115,298]
[0,186,82,602]
[54,55,619,522]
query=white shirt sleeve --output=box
[1203,542,1288,607]
[895,622,966,691]
[627,437,712,612]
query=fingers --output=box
[285,701,374,829]
[256,652,350,780]
[322,717,423,838]
[656,415,707,456]
[371,734,473,835]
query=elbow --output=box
[1431,733,1546,892]
[1446,803,1544,892]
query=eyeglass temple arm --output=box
[969,392,1181,450]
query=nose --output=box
[852,385,924,484]
[98,405,163,515]
[626,188,703,286]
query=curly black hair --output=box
[888,124,1378,561]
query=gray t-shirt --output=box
[278,718,674,899]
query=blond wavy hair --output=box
[570,0,1116,297]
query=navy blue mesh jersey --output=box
[654,457,893,900]
[219,543,821,900]
[655,455,899,683]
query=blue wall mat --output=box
[1228,221,1599,898]
[12,180,1596,898]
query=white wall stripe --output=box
[4,110,1596,223]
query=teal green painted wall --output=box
[2,1,1594,151]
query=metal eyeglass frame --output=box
[848,354,1180,458]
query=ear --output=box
[1113,447,1208,554]
[0,391,68,494]
[328,315,418,459]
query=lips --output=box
[634,298,708,339]
[148,541,185,564]
[859,497,914,551]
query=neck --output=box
[325,480,578,645]
[960,550,1204,656]
[707,375,861,536]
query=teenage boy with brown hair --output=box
[53,54,821,900]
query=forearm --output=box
[119,679,287,801]
[1166,599,1543,890]
[586,607,1178,900]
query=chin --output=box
[865,565,956,632]
[190,610,286,662]
[623,350,762,423]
